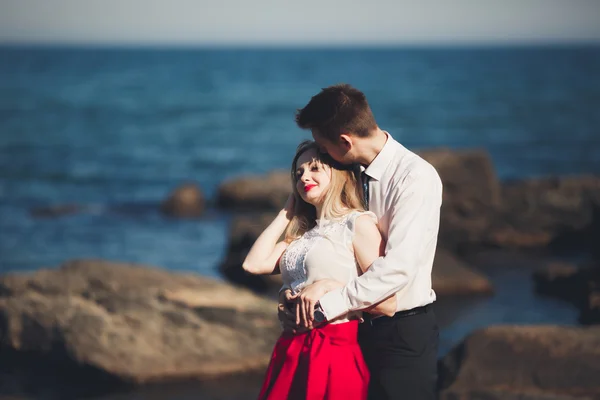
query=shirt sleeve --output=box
[319,164,443,320]
[278,283,291,293]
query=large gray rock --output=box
[419,148,501,250]
[421,150,600,253]
[438,325,600,400]
[433,250,494,297]
[0,260,280,394]
[490,176,600,251]
[219,213,284,294]
[217,171,290,211]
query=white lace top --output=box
[279,210,377,323]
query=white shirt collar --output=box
[363,131,403,181]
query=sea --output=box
[0,46,599,395]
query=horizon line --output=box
[2,38,600,50]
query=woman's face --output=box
[294,148,332,206]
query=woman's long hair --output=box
[284,140,365,242]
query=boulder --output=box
[417,150,600,254]
[433,250,494,297]
[491,176,600,250]
[219,213,283,294]
[161,183,205,218]
[534,261,600,325]
[0,260,280,397]
[217,171,290,211]
[29,204,83,218]
[419,148,501,250]
[439,325,600,399]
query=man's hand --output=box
[277,289,299,332]
[364,295,396,317]
[296,279,343,328]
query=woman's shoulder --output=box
[345,210,377,232]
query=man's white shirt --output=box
[319,132,443,320]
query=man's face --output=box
[311,131,354,165]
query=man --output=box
[280,83,442,399]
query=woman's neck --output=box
[315,205,354,221]
[315,204,323,219]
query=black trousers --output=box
[358,305,439,400]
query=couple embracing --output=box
[243,83,442,400]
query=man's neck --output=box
[356,128,388,167]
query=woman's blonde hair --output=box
[285,140,365,242]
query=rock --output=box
[583,292,600,325]
[161,183,205,218]
[219,213,283,294]
[534,262,600,325]
[418,150,600,254]
[419,148,501,251]
[486,226,556,248]
[438,325,600,400]
[30,204,84,218]
[491,176,600,250]
[217,171,290,211]
[0,260,280,396]
[433,250,494,296]
[533,262,581,302]
[216,149,600,256]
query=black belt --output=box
[365,304,431,327]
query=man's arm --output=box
[319,164,443,320]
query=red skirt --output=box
[257,320,369,400]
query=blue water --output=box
[0,46,596,360]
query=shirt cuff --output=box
[278,283,291,293]
[319,288,348,321]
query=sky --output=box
[1,0,600,46]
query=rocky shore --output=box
[216,148,600,254]
[7,147,600,399]
[218,148,599,301]
[0,260,280,399]
[2,259,599,400]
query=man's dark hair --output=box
[295,83,377,141]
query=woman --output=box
[242,140,395,400]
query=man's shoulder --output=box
[388,145,440,183]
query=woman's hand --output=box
[295,279,344,328]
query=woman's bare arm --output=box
[242,195,293,275]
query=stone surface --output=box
[419,148,501,251]
[160,183,205,218]
[216,171,290,211]
[29,204,83,218]
[491,176,600,251]
[438,325,600,400]
[534,262,600,325]
[219,213,284,294]
[0,260,280,395]
[433,250,494,296]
